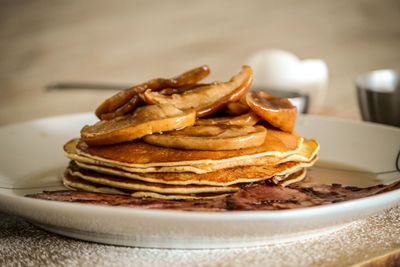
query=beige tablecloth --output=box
[1,206,400,266]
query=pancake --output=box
[63,171,127,195]
[130,191,230,200]
[63,170,231,200]
[67,161,240,194]
[63,167,309,200]
[64,130,313,175]
[73,156,317,186]
[279,168,307,187]
[74,127,303,167]
[64,138,318,174]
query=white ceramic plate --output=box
[0,113,399,248]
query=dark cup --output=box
[356,69,400,127]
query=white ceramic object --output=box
[0,113,399,248]
[247,49,328,112]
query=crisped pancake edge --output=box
[67,162,240,194]
[72,128,304,167]
[73,156,317,186]
[64,135,315,174]
[63,171,231,200]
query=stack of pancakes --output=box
[61,65,319,200]
[63,128,319,200]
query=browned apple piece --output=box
[142,66,253,118]
[246,91,297,133]
[224,102,250,115]
[195,112,259,126]
[100,95,145,120]
[156,83,206,96]
[95,65,210,119]
[143,125,267,151]
[81,104,196,146]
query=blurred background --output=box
[1,0,399,125]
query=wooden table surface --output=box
[0,1,399,266]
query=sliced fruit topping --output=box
[195,112,259,126]
[99,94,145,120]
[224,101,250,115]
[95,65,210,120]
[81,104,196,146]
[142,66,253,118]
[143,125,267,151]
[246,91,297,133]
[156,83,206,96]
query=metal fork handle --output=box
[45,82,130,91]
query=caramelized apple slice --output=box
[224,102,250,115]
[142,66,253,118]
[156,83,206,96]
[143,125,267,150]
[195,112,259,126]
[81,105,196,146]
[95,65,210,120]
[246,91,297,132]
[100,95,145,120]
